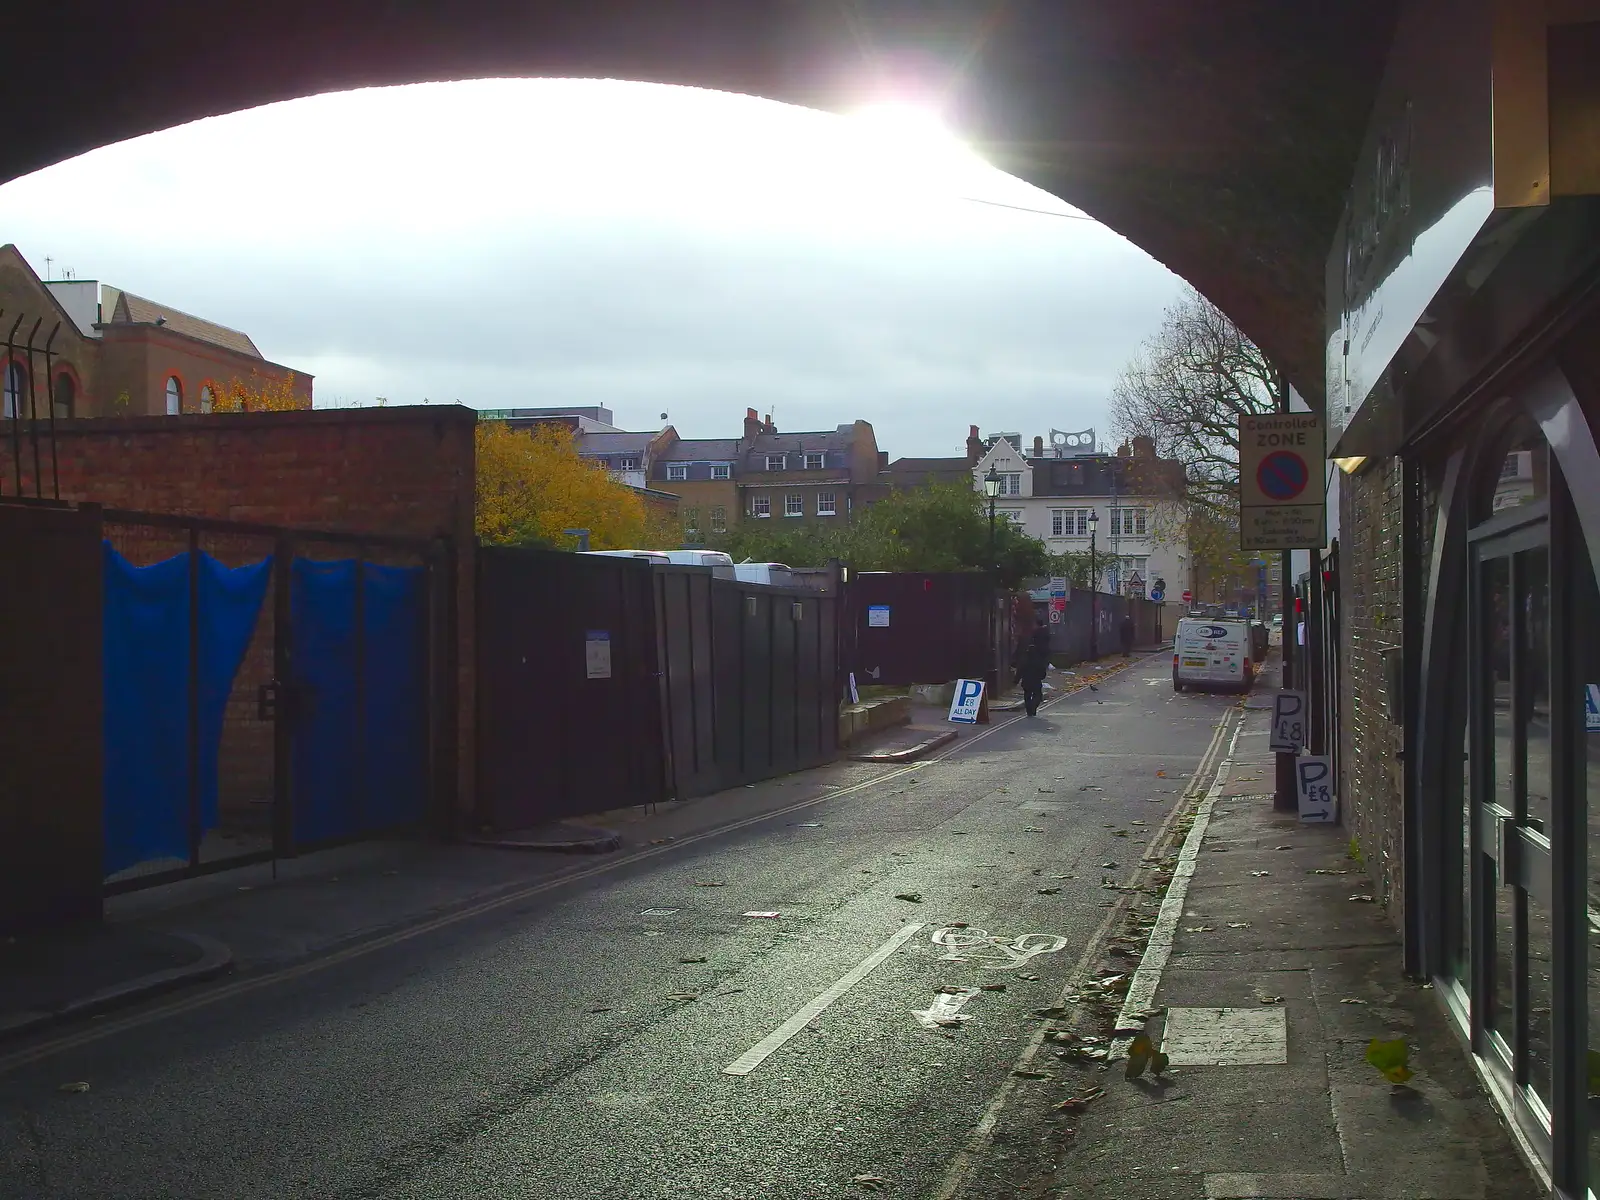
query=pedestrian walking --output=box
[1119,612,1135,657]
[1017,619,1051,717]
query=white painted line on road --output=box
[1109,718,1245,1059]
[721,922,923,1077]
[913,987,980,1029]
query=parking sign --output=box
[1295,756,1337,823]
[1270,690,1307,753]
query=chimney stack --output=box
[763,413,776,434]
[1131,435,1156,460]
[966,425,983,465]
[1032,435,1044,458]
[744,407,762,439]
[1118,441,1132,458]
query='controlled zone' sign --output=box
[1240,413,1327,551]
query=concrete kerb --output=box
[0,931,233,1043]
[464,824,623,854]
[848,730,958,764]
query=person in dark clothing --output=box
[1119,613,1136,657]
[1017,620,1051,717]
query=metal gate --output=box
[100,510,448,892]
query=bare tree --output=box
[1109,287,1285,517]
[1110,287,1286,604]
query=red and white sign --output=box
[1182,590,1193,604]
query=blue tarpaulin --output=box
[292,559,426,844]
[102,546,271,876]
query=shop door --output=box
[1469,515,1556,1147]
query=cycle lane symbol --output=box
[931,925,1070,970]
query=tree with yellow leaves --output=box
[475,421,667,550]
[209,371,309,413]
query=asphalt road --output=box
[0,656,1240,1200]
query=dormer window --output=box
[805,452,825,470]
[766,454,786,471]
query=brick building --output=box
[734,409,885,525]
[0,246,309,422]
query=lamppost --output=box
[1087,509,1100,658]
[983,466,1002,695]
[983,466,1001,575]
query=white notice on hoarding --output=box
[848,672,860,705]
[948,679,985,724]
[1295,756,1337,823]
[868,605,890,628]
[585,630,612,680]
[1269,690,1307,753]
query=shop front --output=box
[1329,3,1600,1193]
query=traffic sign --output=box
[1182,589,1192,604]
[1240,412,1326,550]
[1150,589,1164,602]
[1256,450,1310,501]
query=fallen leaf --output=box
[693,881,727,888]
[1099,861,1119,869]
[666,992,699,1002]
[1125,1033,1155,1079]
[1340,998,1368,1005]
[1012,1069,1051,1079]
[1258,995,1284,1004]
[1348,894,1375,903]
[1311,868,1350,875]
[1031,1005,1071,1019]
[1365,1036,1412,1084]
[1274,845,1292,850]
[1227,922,1251,929]
[980,983,1007,992]
[853,1174,890,1192]
[589,1006,614,1013]
[1251,871,1271,877]
[1038,887,1062,895]
[1023,828,1046,833]
[1156,771,1167,777]
[58,1082,90,1094]
[679,956,707,964]
[1184,925,1216,933]
[895,893,923,903]
[1113,830,1130,838]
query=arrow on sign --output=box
[913,986,980,1028]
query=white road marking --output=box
[913,987,980,1029]
[1162,1006,1287,1066]
[1110,719,1245,1058]
[721,922,924,1076]
[931,927,1069,970]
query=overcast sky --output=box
[0,79,1182,458]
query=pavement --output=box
[0,650,1539,1200]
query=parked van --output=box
[582,550,672,565]
[657,549,737,580]
[733,562,794,587]
[1172,617,1255,692]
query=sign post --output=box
[1239,413,1327,551]
[1295,756,1337,823]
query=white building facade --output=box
[970,430,1190,603]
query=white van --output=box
[582,550,672,565]
[733,562,793,587]
[658,549,737,580]
[1173,617,1256,692]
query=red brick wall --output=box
[97,324,313,418]
[4,404,478,815]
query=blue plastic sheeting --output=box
[291,559,427,845]
[102,546,272,876]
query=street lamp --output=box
[983,466,1002,576]
[1087,509,1100,658]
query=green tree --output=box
[710,482,1049,589]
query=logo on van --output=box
[1198,625,1229,639]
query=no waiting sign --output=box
[1239,412,1327,550]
